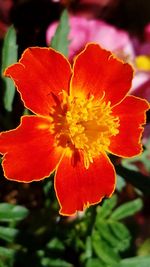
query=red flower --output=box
[0,44,149,215]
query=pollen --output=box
[50,91,120,168]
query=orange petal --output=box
[0,116,63,182]
[55,150,116,216]
[4,47,72,116]
[109,95,149,157]
[70,43,133,105]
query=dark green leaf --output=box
[0,259,7,267]
[0,247,14,267]
[1,25,18,111]
[96,195,117,220]
[122,139,150,175]
[85,236,93,259]
[0,226,18,242]
[92,231,120,265]
[46,238,65,251]
[108,222,131,252]
[80,236,93,262]
[51,9,70,57]
[116,175,126,192]
[110,199,143,220]
[86,258,105,267]
[0,246,15,258]
[41,258,72,267]
[0,203,29,222]
[116,256,150,267]
[96,222,125,252]
[122,158,139,172]
[116,165,150,195]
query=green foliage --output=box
[1,26,18,112]
[116,164,150,195]
[78,194,144,267]
[0,247,15,267]
[110,198,143,220]
[117,138,150,195]
[117,256,150,267]
[50,9,70,57]
[83,195,150,267]
[0,226,18,242]
[122,139,150,175]
[0,184,147,267]
[96,194,117,219]
[116,175,126,192]
[0,203,29,222]
[92,231,120,265]
[89,195,131,266]
[86,258,104,267]
[0,203,29,267]
[40,258,72,267]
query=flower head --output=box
[0,43,149,215]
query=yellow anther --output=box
[50,93,120,168]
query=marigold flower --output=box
[0,43,149,215]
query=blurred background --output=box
[0,1,150,267]
[1,0,150,51]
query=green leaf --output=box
[116,165,150,195]
[41,258,72,267]
[97,221,120,249]
[92,230,120,265]
[0,247,14,267]
[108,222,131,252]
[116,175,126,192]
[81,236,93,262]
[122,140,150,175]
[1,25,18,112]
[95,220,131,254]
[85,236,93,259]
[50,9,70,57]
[122,158,139,172]
[116,256,150,267]
[0,246,15,258]
[96,195,118,220]
[46,238,65,251]
[110,198,143,220]
[86,258,105,267]
[0,203,29,222]
[0,260,7,267]
[0,226,18,242]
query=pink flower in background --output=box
[131,23,150,143]
[132,38,150,56]
[46,16,134,61]
[46,15,150,103]
[132,72,150,101]
[131,23,150,102]
[144,23,150,42]
[132,23,150,56]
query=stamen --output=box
[50,92,120,168]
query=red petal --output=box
[109,95,149,157]
[0,116,63,182]
[71,43,133,105]
[4,47,72,116]
[55,150,116,216]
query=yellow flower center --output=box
[50,91,119,168]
